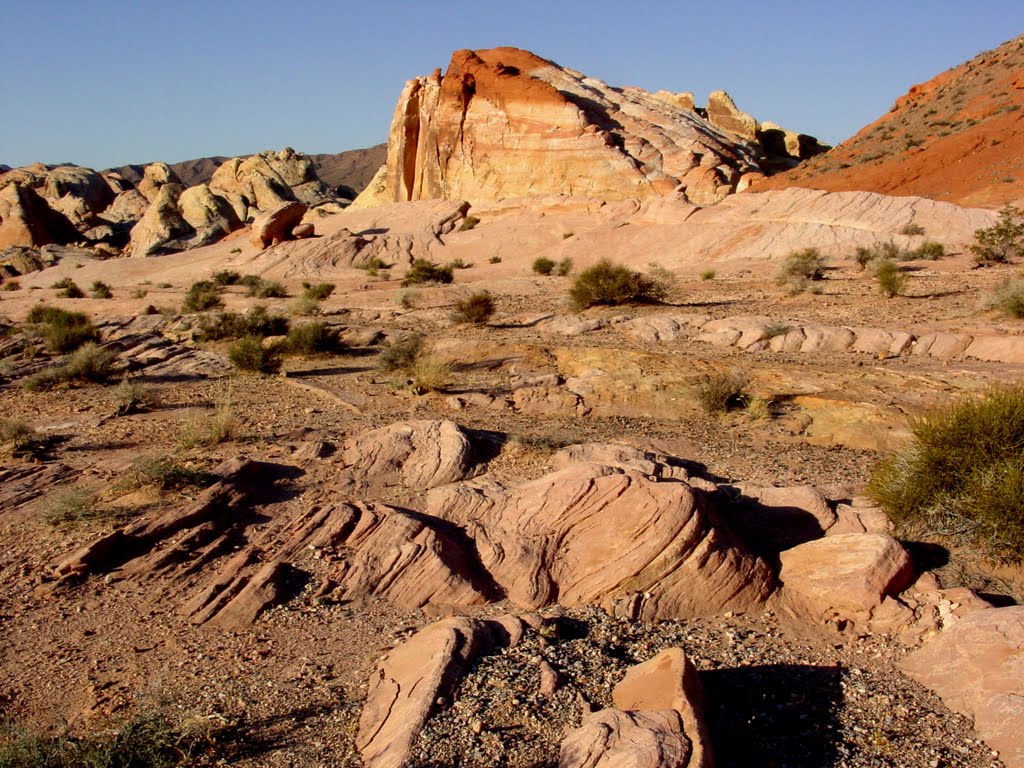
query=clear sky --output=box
[3,0,1023,170]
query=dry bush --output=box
[450,292,495,324]
[693,370,749,415]
[286,322,344,355]
[41,487,98,526]
[993,279,1024,318]
[301,282,335,301]
[2,279,20,291]
[27,305,99,353]
[51,277,84,298]
[402,259,453,286]
[182,281,224,313]
[23,343,116,391]
[778,249,826,292]
[246,279,287,298]
[377,334,424,373]
[875,258,908,297]
[568,259,669,310]
[554,258,573,276]
[197,307,288,341]
[90,280,113,299]
[114,378,156,415]
[180,400,237,448]
[227,336,282,373]
[700,269,716,281]
[532,257,555,276]
[458,215,480,231]
[409,356,452,394]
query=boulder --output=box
[357,616,525,768]
[778,533,914,618]
[559,709,693,768]
[428,461,774,618]
[613,648,713,768]
[899,606,1024,767]
[291,222,315,239]
[137,161,183,202]
[40,165,115,225]
[126,183,192,257]
[706,90,759,142]
[210,149,333,216]
[249,201,308,248]
[0,182,79,248]
[178,184,241,243]
[341,419,477,491]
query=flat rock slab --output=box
[900,606,1024,768]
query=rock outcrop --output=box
[559,710,694,768]
[363,47,824,207]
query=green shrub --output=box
[378,334,424,373]
[532,257,555,276]
[181,280,224,313]
[568,259,669,311]
[693,370,749,415]
[489,256,502,264]
[301,282,335,301]
[875,258,908,297]
[458,215,480,231]
[286,322,343,355]
[700,269,716,281]
[554,258,573,277]
[246,279,287,298]
[778,248,827,282]
[237,274,263,289]
[912,240,946,260]
[402,259,453,286]
[868,386,1024,561]
[211,270,242,286]
[114,378,155,415]
[448,258,472,270]
[900,223,926,236]
[971,204,1024,264]
[197,306,288,341]
[51,277,84,298]
[26,305,99,353]
[132,288,148,299]
[993,279,1024,318]
[227,336,282,373]
[2,279,21,291]
[90,280,113,299]
[451,291,495,324]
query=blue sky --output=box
[3,0,1023,169]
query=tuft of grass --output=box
[868,386,1024,562]
[993,279,1024,318]
[181,281,224,313]
[568,259,669,311]
[285,322,343,355]
[90,280,113,299]
[763,323,789,339]
[51,277,84,298]
[133,288,148,299]
[26,305,99,354]
[458,215,480,231]
[900,223,926,236]
[744,396,773,421]
[450,291,495,324]
[127,456,213,492]
[693,370,749,415]
[447,258,472,270]
[399,291,418,310]
[402,259,453,286]
[2,279,21,291]
[211,270,242,286]
[23,343,116,391]
[301,282,335,301]
[227,337,282,373]
[907,241,946,261]
[699,269,716,281]
[179,400,237,448]
[532,256,555,276]
[377,334,424,373]
[409,355,452,394]
[196,307,288,341]
[288,295,320,316]
[554,258,573,277]
[246,279,287,299]
[41,487,98,526]
[114,377,156,415]
[489,256,502,264]
[875,258,908,297]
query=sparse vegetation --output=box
[126,456,213,493]
[971,204,1024,264]
[2,279,21,291]
[132,288,148,299]
[196,307,288,341]
[301,282,335,301]
[402,259,453,286]
[23,343,117,391]
[51,277,84,298]
[211,270,243,286]
[907,241,946,260]
[868,385,1024,562]
[227,336,283,374]
[875,258,908,297]
[489,256,502,264]
[409,355,452,394]
[26,305,99,353]
[458,215,480,231]
[114,377,156,415]
[377,334,424,373]
[532,257,555,276]
[399,291,418,310]
[778,249,827,290]
[554,258,573,277]
[181,281,224,313]
[246,279,287,299]
[764,323,790,339]
[568,259,670,311]
[450,291,495,324]
[41,487,98,526]
[179,400,237,448]
[993,279,1024,318]
[699,269,716,281]
[285,321,343,355]
[448,258,472,270]
[0,419,47,459]
[157,282,172,289]
[693,370,749,415]
[90,280,113,299]
[900,223,926,236]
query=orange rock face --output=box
[380,48,769,204]
[757,34,1024,208]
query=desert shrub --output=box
[699,269,716,281]
[868,386,1024,561]
[288,296,320,316]
[286,322,343,355]
[911,240,946,260]
[532,257,555,276]
[743,396,772,421]
[693,370,749,415]
[211,270,242,286]
[2,279,21,291]
[489,256,502,264]
[458,215,480,231]
[409,356,452,393]
[971,204,1024,264]
[363,257,388,277]
[90,280,113,299]
[246,279,287,298]
[377,334,424,373]
[132,288,148,299]
[764,323,789,339]
[197,307,288,341]
[181,280,224,313]
[450,292,495,324]
[301,282,335,301]
[157,282,172,289]
[448,258,472,270]
[875,258,908,297]
[399,291,418,310]
[554,258,573,277]
[568,259,669,311]
[179,399,237,448]
[778,248,826,283]
[0,420,47,459]
[27,305,99,353]
[993,279,1024,318]
[237,274,263,289]
[854,246,876,270]
[23,343,116,391]
[51,277,84,298]
[402,259,453,286]
[41,487,98,526]
[227,336,282,373]
[0,712,199,767]
[900,223,926,236]
[113,378,155,415]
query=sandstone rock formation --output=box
[427,460,775,619]
[249,201,308,249]
[900,606,1024,767]
[126,183,192,257]
[363,47,825,207]
[136,161,183,202]
[559,710,694,768]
